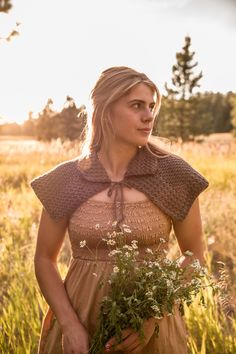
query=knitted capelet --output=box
[30,145,209,224]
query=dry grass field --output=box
[0,134,235,353]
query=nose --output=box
[141,107,154,123]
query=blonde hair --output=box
[81,66,168,157]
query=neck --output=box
[98,143,138,181]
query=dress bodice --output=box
[68,199,172,260]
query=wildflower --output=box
[108,250,122,257]
[131,240,138,249]
[80,240,86,248]
[169,271,176,280]
[191,259,201,271]
[191,278,200,286]
[166,279,174,289]
[185,250,193,257]
[123,227,131,233]
[146,271,153,277]
[123,245,133,251]
[154,315,163,320]
[163,258,171,265]
[113,266,119,273]
[89,223,217,354]
[151,304,160,312]
[107,239,116,246]
[95,224,100,230]
[131,240,138,244]
[110,231,117,238]
[148,261,154,268]
[145,290,153,297]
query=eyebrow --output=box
[127,99,156,106]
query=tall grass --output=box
[0,135,235,353]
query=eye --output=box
[149,105,155,112]
[132,103,141,109]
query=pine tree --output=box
[166,36,202,100]
[158,36,203,141]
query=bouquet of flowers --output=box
[87,225,217,354]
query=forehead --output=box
[124,83,156,102]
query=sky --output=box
[0,0,236,124]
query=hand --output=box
[104,317,156,353]
[62,321,90,354]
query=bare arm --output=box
[172,197,206,266]
[34,208,89,353]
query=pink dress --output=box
[38,199,188,354]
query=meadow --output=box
[0,134,235,353]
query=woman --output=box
[31,66,209,354]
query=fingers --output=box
[105,330,144,353]
[118,335,144,353]
[105,328,133,351]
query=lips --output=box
[138,128,152,133]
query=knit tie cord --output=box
[107,181,132,228]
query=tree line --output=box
[1,35,236,141]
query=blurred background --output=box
[0,0,236,140]
[0,1,236,353]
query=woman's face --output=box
[108,83,156,148]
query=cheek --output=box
[112,109,135,131]
[116,116,136,135]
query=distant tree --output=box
[188,93,214,136]
[0,1,19,42]
[155,36,203,141]
[55,96,87,141]
[0,122,22,135]
[211,92,233,132]
[165,36,202,100]
[35,99,57,141]
[229,93,236,137]
[0,0,12,13]
[34,96,87,141]
[22,112,37,136]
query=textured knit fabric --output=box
[37,199,188,354]
[30,145,209,224]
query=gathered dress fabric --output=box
[38,199,188,354]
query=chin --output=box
[137,138,150,146]
[123,137,150,148]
